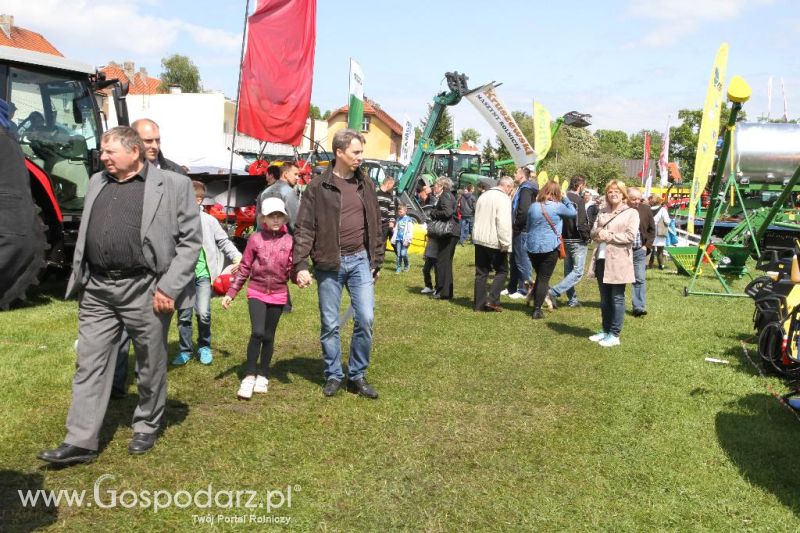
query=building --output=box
[100,61,161,95]
[327,98,402,160]
[0,14,61,55]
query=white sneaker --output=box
[589,331,607,342]
[544,294,554,310]
[420,287,434,294]
[253,375,269,394]
[237,376,256,400]
[500,289,509,296]
[508,292,525,300]
[599,334,621,347]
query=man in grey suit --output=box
[38,126,201,465]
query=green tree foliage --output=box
[543,153,625,192]
[481,139,496,165]
[158,54,201,93]
[669,103,745,179]
[419,105,453,146]
[460,127,481,143]
[594,129,631,158]
[308,104,322,120]
[550,125,598,159]
[629,130,663,161]
[322,109,331,120]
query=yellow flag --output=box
[538,170,549,189]
[561,178,568,192]
[533,101,552,163]
[687,43,728,234]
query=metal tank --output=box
[727,122,800,184]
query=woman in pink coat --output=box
[587,180,639,347]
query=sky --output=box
[5,0,799,145]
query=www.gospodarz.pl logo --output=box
[18,474,298,516]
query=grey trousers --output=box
[65,273,171,450]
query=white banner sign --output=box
[466,85,536,167]
[399,114,414,165]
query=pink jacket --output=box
[227,227,293,302]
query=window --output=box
[361,116,370,132]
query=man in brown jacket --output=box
[294,129,384,399]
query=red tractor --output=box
[0,46,128,307]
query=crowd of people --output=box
[29,119,672,466]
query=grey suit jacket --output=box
[66,161,202,308]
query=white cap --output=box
[261,197,287,216]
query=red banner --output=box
[641,132,650,184]
[237,0,316,146]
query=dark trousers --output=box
[527,250,559,311]
[596,259,626,337]
[423,256,437,290]
[474,245,508,310]
[649,246,664,269]
[434,235,459,299]
[246,299,283,377]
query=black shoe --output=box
[128,432,158,455]
[347,378,379,399]
[532,309,545,319]
[37,443,97,465]
[632,309,648,317]
[323,378,342,397]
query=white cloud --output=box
[3,0,240,60]
[624,0,775,46]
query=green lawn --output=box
[2,247,800,531]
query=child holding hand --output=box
[222,198,306,400]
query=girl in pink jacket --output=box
[222,197,303,400]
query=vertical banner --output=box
[644,172,652,200]
[399,114,414,165]
[533,101,552,163]
[465,84,537,168]
[688,42,728,234]
[658,117,670,187]
[641,132,651,185]
[347,58,364,131]
[237,0,317,146]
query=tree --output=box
[322,109,331,120]
[158,54,201,93]
[459,127,481,143]
[419,104,453,146]
[308,104,322,120]
[629,129,663,162]
[481,139,496,165]
[669,103,746,179]
[594,129,631,158]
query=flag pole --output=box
[225,0,252,232]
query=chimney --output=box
[139,66,148,77]
[0,14,13,38]
[123,61,135,79]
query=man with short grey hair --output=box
[627,187,655,317]
[472,176,513,311]
[38,126,201,465]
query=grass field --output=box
[2,246,800,531]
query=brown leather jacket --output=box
[292,165,384,274]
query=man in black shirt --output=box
[38,126,200,465]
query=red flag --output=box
[237,0,316,146]
[641,133,650,185]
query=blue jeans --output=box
[177,276,212,353]
[596,259,626,337]
[631,247,647,312]
[395,243,409,270]
[316,250,375,382]
[549,241,588,304]
[507,231,532,294]
[460,217,473,244]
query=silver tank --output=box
[727,122,800,183]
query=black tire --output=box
[0,206,48,309]
[758,322,800,378]
[745,276,773,299]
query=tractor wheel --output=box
[0,206,48,309]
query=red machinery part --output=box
[25,159,62,223]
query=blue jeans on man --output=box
[631,247,647,313]
[177,276,212,353]
[507,231,532,295]
[316,250,375,383]
[459,217,473,244]
[549,240,588,306]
